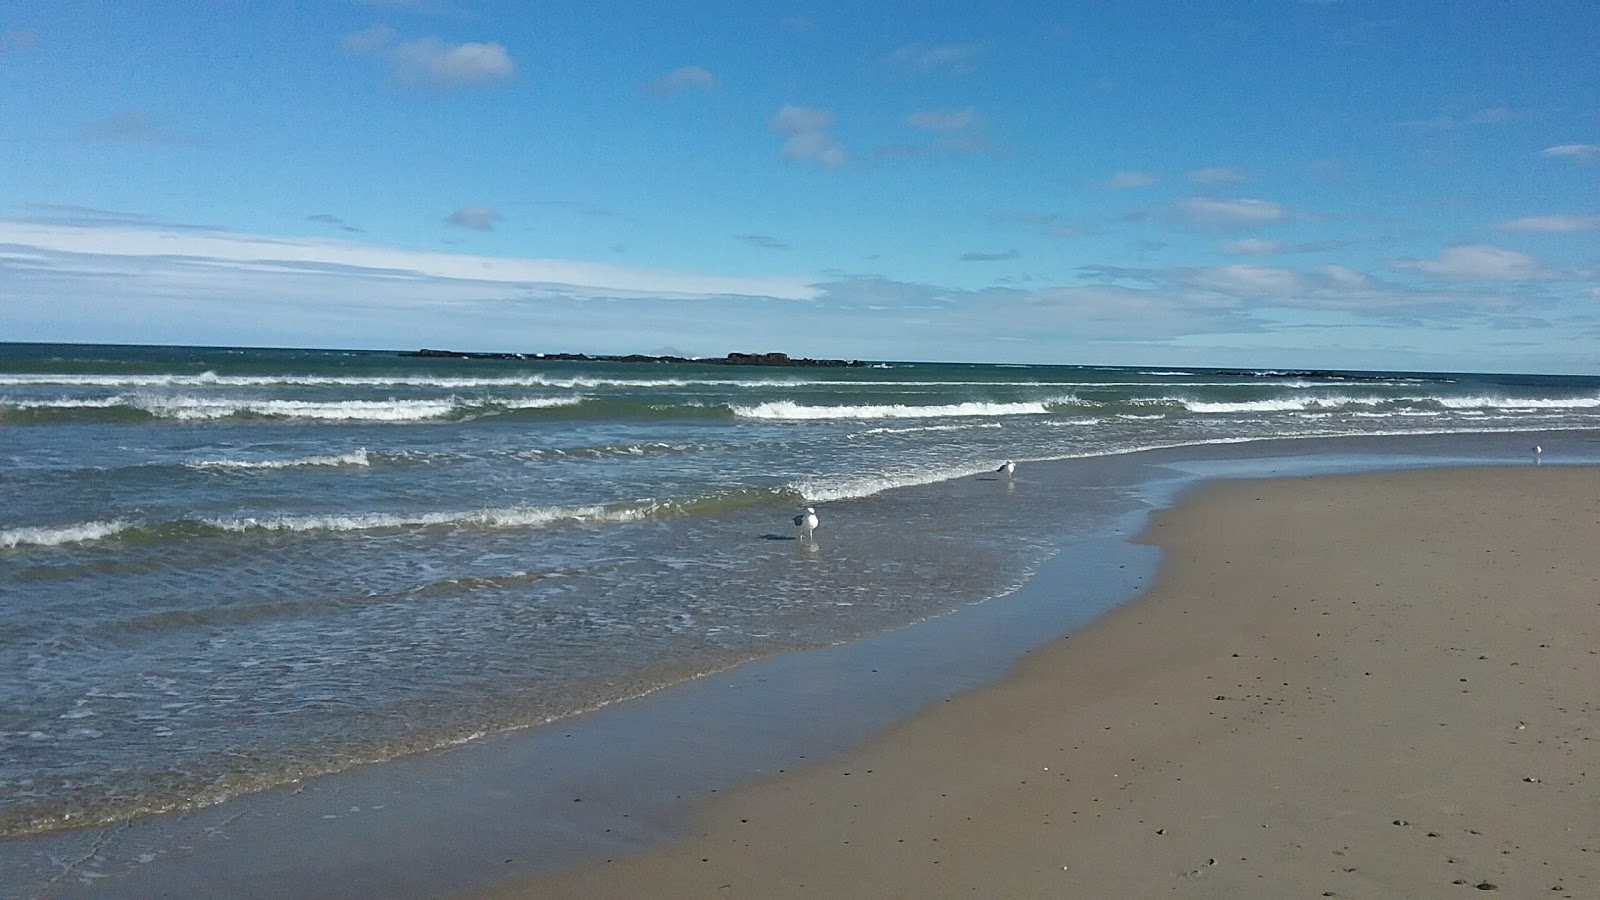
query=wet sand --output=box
[494,466,1600,898]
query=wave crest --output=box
[733,399,1068,420]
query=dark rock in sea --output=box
[400,349,865,367]
[403,348,529,360]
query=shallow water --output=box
[3,342,1597,837]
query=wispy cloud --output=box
[1495,214,1600,233]
[344,27,515,87]
[1222,237,1352,255]
[445,206,501,231]
[1221,238,1284,256]
[960,249,1019,262]
[0,220,818,301]
[887,43,982,73]
[1175,197,1290,226]
[1073,260,1531,321]
[309,213,363,233]
[737,233,790,250]
[1400,106,1517,130]
[78,111,189,144]
[906,107,975,131]
[647,65,716,95]
[1106,171,1157,189]
[0,25,37,52]
[1391,244,1543,280]
[770,105,845,166]
[1189,166,1249,184]
[18,204,221,231]
[1185,264,1306,296]
[1540,143,1600,164]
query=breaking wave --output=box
[185,450,373,470]
[733,399,1070,420]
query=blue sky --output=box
[1,1,1597,372]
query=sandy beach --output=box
[495,466,1600,899]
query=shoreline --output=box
[496,465,1600,898]
[4,434,1594,897]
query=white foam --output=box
[186,450,372,470]
[1433,394,1600,410]
[1,520,132,549]
[795,462,1002,503]
[859,423,1004,435]
[1182,395,1388,413]
[202,503,650,535]
[5,394,584,422]
[733,399,1068,420]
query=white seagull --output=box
[996,460,1016,479]
[794,506,819,539]
[1534,445,1542,464]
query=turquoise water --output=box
[3,342,1597,836]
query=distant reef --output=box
[400,349,866,368]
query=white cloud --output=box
[1106,171,1157,189]
[770,105,845,166]
[737,233,789,251]
[0,220,818,301]
[344,27,514,87]
[648,65,716,94]
[1495,214,1600,233]
[1222,238,1285,256]
[1319,264,1371,288]
[1186,264,1305,296]
[887,43,982,73]
[445,206,502,231]
[1391,244,1542,280]
[1541,144,1600,163]
[1177,197,1289,225]
[906,107,975,131]
[391,38,514,85]
[1189,166,1248,184]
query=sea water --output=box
[2,342,1596,837]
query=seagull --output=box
[1534,445,1542,464]
[794,506,818,539]
[996,460,1016,479]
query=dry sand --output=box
[487,466,1600,898]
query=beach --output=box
[499,466,1599,899]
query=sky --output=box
[1,1,1597,373]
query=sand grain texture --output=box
[491,467,1600,899]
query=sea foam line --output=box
[201,503,650,534]
[3,394,584,422]
[794,462,1006,503]
[1,520,133,550]
[733,399,1070,420]
[1181,393,1600,414]
[185,449,373,470]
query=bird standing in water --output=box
[794,506,818,539]
[997,460,1015,479]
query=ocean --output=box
[3,342,1597,840]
